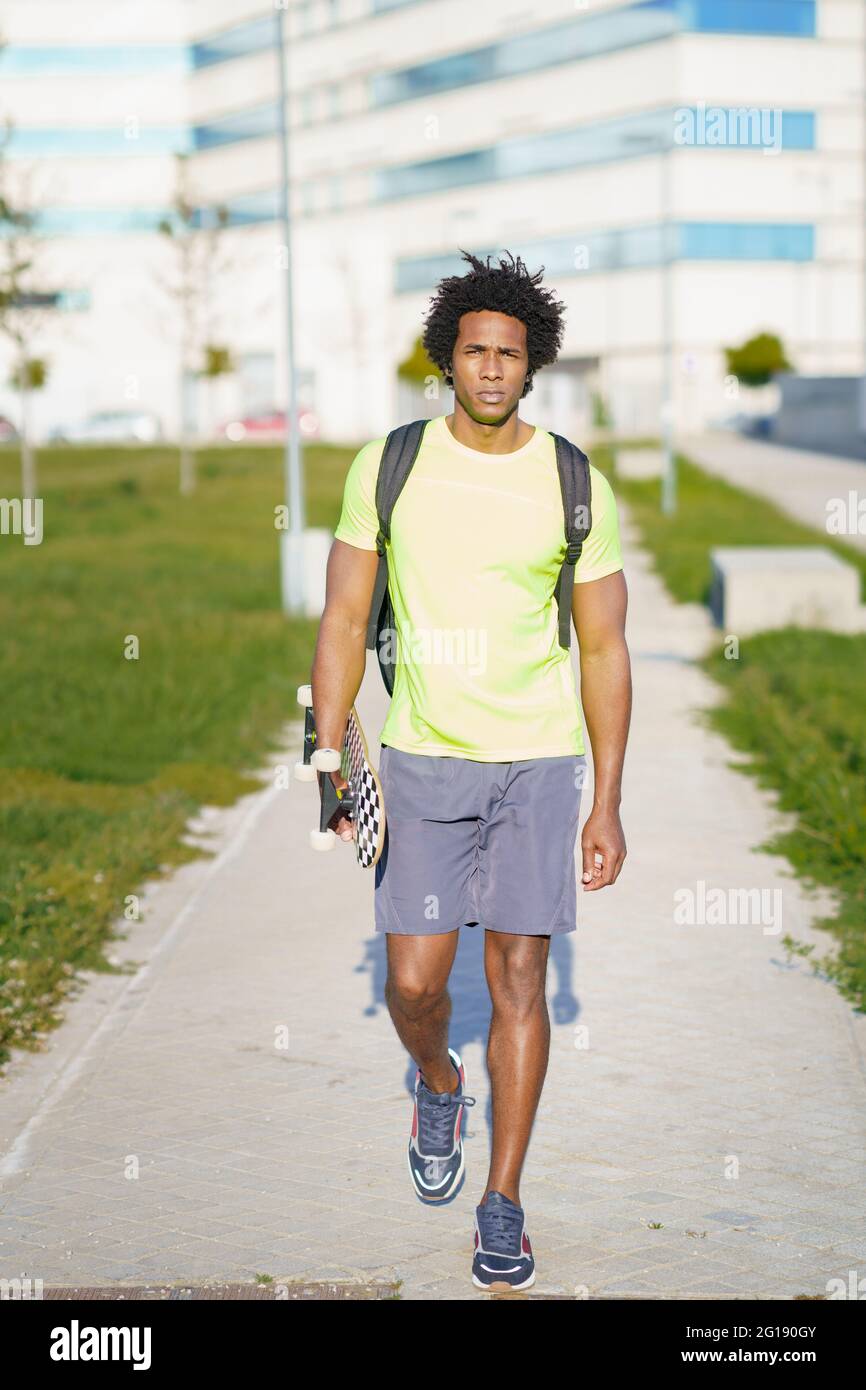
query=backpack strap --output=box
[550,433,592,649]
[365,418,430,663]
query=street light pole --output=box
[622,122,677,513]
[275,4,306,615]
[659,127,676,515]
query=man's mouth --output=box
[476,391,505,403]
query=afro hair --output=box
[421,248,566,397]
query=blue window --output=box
[679,221,814,259]
[29,207,176,235]
[673,107,814,150]
[4,127,189,158]
[377,107,814,201]
[395,220,815,290]
[192,102,281,151]
[0,44,189,76]
[191,14,278,69]
[370,2,814,110]
[676,0,815,37]
[220,190,282,226]
[376,148,495,200]
[372,0,428,11]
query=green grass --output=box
[0,441,356,1068]
[601,443,866,1011]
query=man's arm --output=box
[310,538,380,841]
[572,569,631,890]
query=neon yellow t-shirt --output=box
[333,412,623,761]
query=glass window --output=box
[395,220,815,289]
[0,44,188,76]
[376,148,495,200]
[191,14,278,69]
[4,127,189,158]
[372,0,427,11]
[679,221,814,258]
[683,0,815,37]
[369,2,813,110]
[377,106,813,202]
[193,102,281,151]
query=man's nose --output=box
[480,354,502,379]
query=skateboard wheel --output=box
[311,748,340,772]
[310,828,336,851]
[293,761,316,782]
[297,684,313,707]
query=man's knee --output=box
[385,969,449,1014]
[485,933,549,1012]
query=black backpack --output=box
[364,417,592,695]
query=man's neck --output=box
[445,406,536,454]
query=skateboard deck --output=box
[294,684,386,868]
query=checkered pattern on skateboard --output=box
[342,713,384,868]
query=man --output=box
[311,250,631,1292]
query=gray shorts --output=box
[374,745,588,937]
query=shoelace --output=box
[479,1198,524,1254]
[417,1078,476,1158]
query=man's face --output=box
[449,310,529,426]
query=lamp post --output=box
[623,122,676,513]
[275,3,306,614]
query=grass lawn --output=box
[0,441,356,1068]
[602,444,866,1012]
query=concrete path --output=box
[677,430,866,551]
[1,505,865,1299]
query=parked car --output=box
[712,411,775,439]
[215,408,319,442]
[0,415,18,443]
[50,411,164,444]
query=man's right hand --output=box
[318,769,355,843]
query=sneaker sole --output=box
[472,1268,536,1292]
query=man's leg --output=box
[384,930,461,1093]
[480,930,551,1204]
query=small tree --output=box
[0,156,57,500]
[397,335,439,387]
[199,342,235,437]
[591,390,612,429]
[724,332,792,389]
[156,154,233,494]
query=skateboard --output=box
[293,684,387,867]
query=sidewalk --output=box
[677,431,866,551]
[1,505,865,1300]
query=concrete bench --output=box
[615,448,664,480]
[709,546,864,635]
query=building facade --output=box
[0,0,862,445]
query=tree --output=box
[199,342,235,438]
[0,152,57,501]
[397,335,439,386]
[724,332,793,389]
[156,153,233,495]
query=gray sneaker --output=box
[407,1047,476,1203]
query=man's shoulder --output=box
[538,429,615,491]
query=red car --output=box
[216,408,319,442]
